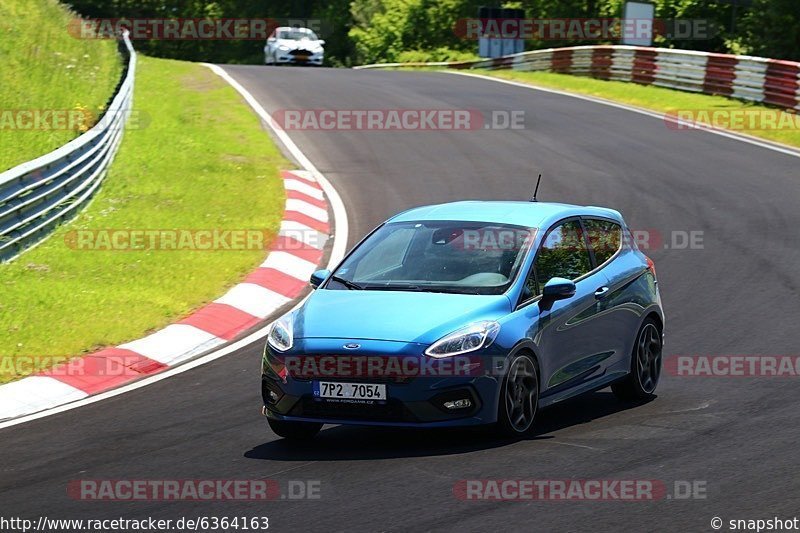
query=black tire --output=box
[612,318,663,402]
[267,418,322,440]
[496,352,539,437]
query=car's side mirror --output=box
[310,269,331,289]
[267,38,276,43]
[318,39,326,45]
[542,277,576,301]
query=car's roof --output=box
[275,26,315,33]
[387,201,623,229]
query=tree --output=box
[739,0,800,60]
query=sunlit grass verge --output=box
[0,0,122,171]
[460,70,800,149]
[0,56,288,382]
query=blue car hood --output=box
[295,290,512,344]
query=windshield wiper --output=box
[372,285,474,293]
[330,275,363,290]
[364,284,423,292]
[420,287,477,294]
[363,283,480,294]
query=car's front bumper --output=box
[261,340,504,428]
[262,375,498,427]
[275,52,323,65]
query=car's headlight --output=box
[278,45,290,52]
[262,343,287,381]
[425,321,500,358]
[267,313,294,352]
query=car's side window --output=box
[535,219,593,286]
[522,266,540,300]
[583,218,622,266]
[519,219,593,302]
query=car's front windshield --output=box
[278,30,318,41]
[328,221,534,295]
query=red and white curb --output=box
[0,170,330,421]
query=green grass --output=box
[0,0,122,171]
[0,56,288,382]
[464,70,800,149]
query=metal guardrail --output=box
[355,45,800,112]
[0,31,136,263]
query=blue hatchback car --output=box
[262,201,664,439]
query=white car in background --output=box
[264,27,325,66]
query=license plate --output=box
[314,381,386,400]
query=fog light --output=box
[262,380,284,405]
[443,399,472,410]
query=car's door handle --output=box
[594,286,610,299]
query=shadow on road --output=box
[534,391,656,436]
[244,391,653,461]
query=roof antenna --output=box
[530,173,542,202]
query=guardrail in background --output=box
[0,31,136,263]
[355,45,800,112]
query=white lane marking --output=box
[215,283,291,318]
[445,70,800,160]
[261,251,318,280]
[265,462,318,477]
[0,323,279,428]
[663,401,713,413]
[203,64,349,263]
[550,440,601,451]
[0,65,349,429]
[119,325,225,366]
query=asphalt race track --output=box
[2,67,800,532]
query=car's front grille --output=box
[291,396,417,422]
[290,49,312,56]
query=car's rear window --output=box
[583,218,622,265]
[278,30,318,40]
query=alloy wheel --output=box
[636,323,662,393]
[504,356,538,433]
